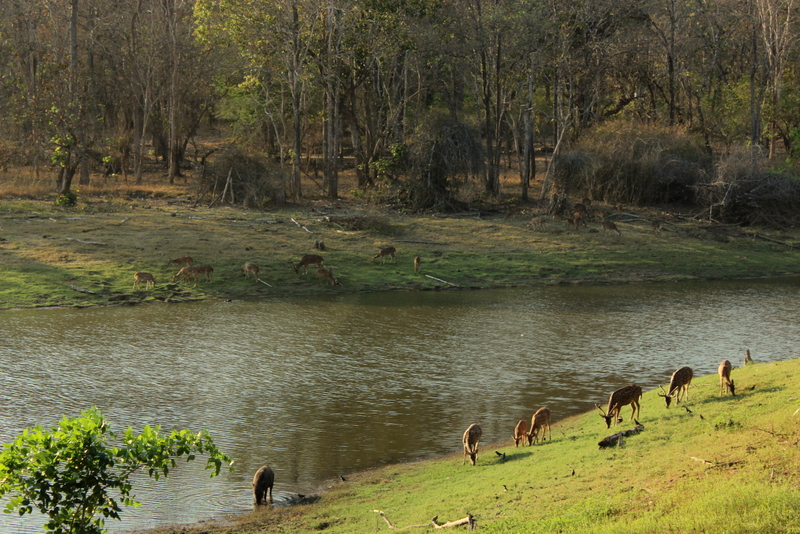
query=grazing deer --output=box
[596,384,642,428]
[527,407,552,445]
[462,423,482,465]
[194,264,214,282]
[133,272,156,290]
[316,267,340,286]
[718,360,736,396]
[294,254,324,274]
[592,209,606,221]
[601,221,621,235]
[372,246,396,264]
[167,256,193,267]
[659,366,693,407]
[172,266,198,284]
[528,217,547,230]
[413,256,421,274]
[240,262,260,281]
[513,420,528,447]
[252,465,274,505]
[651,220,662,234]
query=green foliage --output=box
[0,407,232,534]
[55,191,78,207]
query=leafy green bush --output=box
[55,191,78,207]
[0,407,231,534]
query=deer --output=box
[316,266,341,286]
[462,423,482,465]
[172,266,198,285]
[194,264,214,282]
[718,359,736,396]
[240,262,260,281]
[527,217,547,230]
[527,407,552,445]
[413,256,421,275]
[294,254,324,274]
[651,220,662,234]
[573,203,588,216]
[167,256,193,267]
[372,246,396,264]
[513,420,528,447]
[596,384,642,428]
[659,366,693,407]
[592,209,606,221]
[252,465,274,505]
[601,221,621,235]
[133,272,156,290]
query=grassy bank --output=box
[2,191,800,310]
[133,358,800,534]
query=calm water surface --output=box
[1,279,799,533]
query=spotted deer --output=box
[528,216,547,230]
[316,267,340,286]
[173,266,198,285]
[372,246,396,264]
[240,262,260,281]
[462,423,482,465]
[294,254,324,274]
[194,264,214,282]
[601,221,621,235]
[718,360,736,396]
[133,272,156,290]
[513,420,528,447]
[596,385,642,428]
[659,366,693,407]
[167,256,193,267]
[527,407,552,445]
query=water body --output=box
[1,278,798,533]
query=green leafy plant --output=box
[55,191,78,207]
[0,407,232,534]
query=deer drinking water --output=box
[252,465,274,505]
[596,385,642,428]
[462,423,482,465]
[659,366,693,407]
[718,360,736,396]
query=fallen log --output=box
[67,284,97,295]
[372,510,476,530]
[424,274,460,287]
[598,422,645,449]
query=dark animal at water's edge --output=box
[253,465,274,505]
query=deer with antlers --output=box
[513,420,528,447]
[462,423,482,465]
[718,360,736,396]
[659,366,693,407]
[293,254,324,274]
[372,246,396,264]
[596,384,642,428]
[527,407,552,445]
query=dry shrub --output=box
[698,147,800,227]
[555,122,712,205]
[196,147,286,207]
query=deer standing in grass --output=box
[194,264,214,282]
[527,407,552,445]
[413,256,421,275]
[651,220,662,234]
[718,360,736,396]
[133,272,156,290]
[601,221,621,235]
[462,423,482,465]
[513,420,528,447]
[528,217,547,230]
[294,254,324,274]
[167,256,193,267]
[173,266,198,284]
[659,366,693,407]
[240,262,260,281]
[372,246,396,264]
[316,267,340,286]
[596,385,642,428]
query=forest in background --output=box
[1,0,800,225]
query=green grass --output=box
[136,359,800,534]
[2,198,800,310]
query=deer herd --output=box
[526,197,664,236]
[131,244,409,292]
[463,355,745,466]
